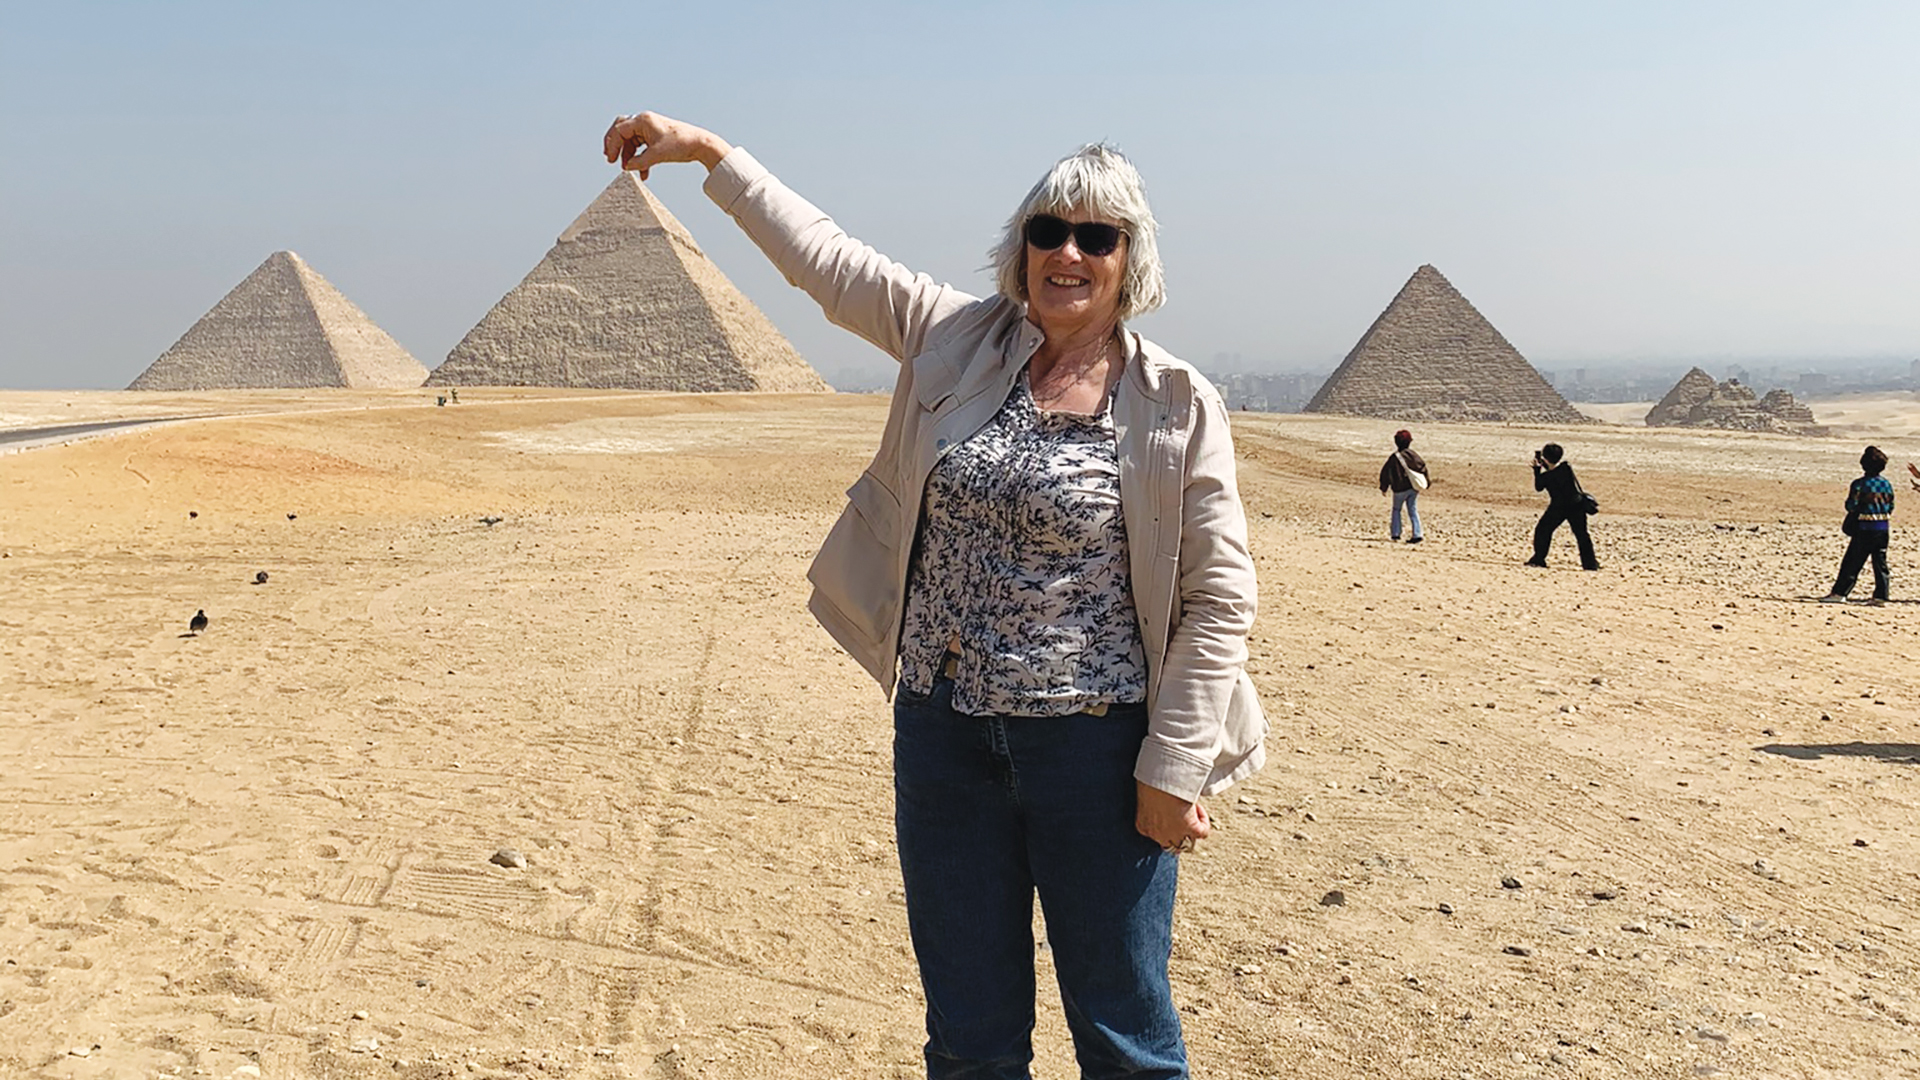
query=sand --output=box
[1,391,1916,1079]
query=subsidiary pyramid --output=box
[1644,366,1717,426]
[1305,265,1588,424]
[426,172,827,391]
[130,251,426,390]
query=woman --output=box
[1526,442,1598,570]
[1379,428,1428,543]
[604,112,1266,1078]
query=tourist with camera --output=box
[1526,443,1599,570]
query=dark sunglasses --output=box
[1024,214,1125,257]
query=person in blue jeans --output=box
[1379,428,1428,542]
[1821,445,1894,604]
[601,112,1267,1079]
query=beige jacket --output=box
[705,149,1266,801]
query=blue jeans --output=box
[1391,488,1422,540]
[893,678,1186,1080]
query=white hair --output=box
[990,143,1165,321]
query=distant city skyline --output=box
[3,2,1916,391]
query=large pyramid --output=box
[1304,265,1588,424]
[130,251,426,390]
[426,172,827,391]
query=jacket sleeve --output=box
[1533,465,1548,491]
[703,148,976,363]
[1136,389,1259,802]
[1846,479,1862,513]
[1379,457,1394,491]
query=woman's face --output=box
[1023,209,1128,334]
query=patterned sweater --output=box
[1847,475,1894,530]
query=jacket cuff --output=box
[703,147,768,214]
[1134,739,1213,804]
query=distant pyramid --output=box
[130,251,425,390]
[426,172,827,392]
[1645,367,1717,426]
[1305,265,1588,424]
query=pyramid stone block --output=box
[1305,265,1589,424]
[426,173,827,392]
[130,251,426,391]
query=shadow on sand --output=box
[1759,742,1920,764]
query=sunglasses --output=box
[1024,214,1126,258]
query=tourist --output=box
[1526,443,1599,570]
[604,111,1265,1078]
[1379,428,1429,543]
[1820,446,1894,604]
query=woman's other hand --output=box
[1135,782,1210,853]
[602,111,732,180]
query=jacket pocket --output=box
[807,471,905,651]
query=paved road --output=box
[0,414,213,448]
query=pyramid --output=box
[1644,366,1717,426]
[1304,265,1589,424]
[426,172,827,392]
[130,251,426,390]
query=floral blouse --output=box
[898,372,1149,716]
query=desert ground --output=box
[2,388,1917,1080]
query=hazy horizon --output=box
[4,2,1916,392]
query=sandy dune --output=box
[1,391,1916,1078]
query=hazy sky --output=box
[3,1,1916,390]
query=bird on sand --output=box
[286,513,298,521]
[188,610,209,635]
[253,571,269,585]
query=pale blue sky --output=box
[2,1,1915,390]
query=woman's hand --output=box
[602,111,733,180]
[1136,782,1210,853]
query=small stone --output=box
[352,1009,369,1020]
[232,1067,263,1079]
[1500,876,1522,890]
[349,1038,380,1053]
[1590,676,1606,686]
[1854,838,1869,847]
[1502,945,1532,957]
[416,978,430,987]
[490,848,527,869]
[1693,1026,1729,1043]
[1740,1012,1766,1026]
[1592,888,1618,900]
[1234,963,1263,976]
[1559,704,1577,714]
[1752,859,1778,880]
[1318,890,1346,907]
[68,1046,93,1058]
[1438,902,1454,915]
[1623,922,1651,934]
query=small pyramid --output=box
[1645,367,1718,426]
[426,172,827,392]
[130,251,425,390]
[1305,265,1588,424]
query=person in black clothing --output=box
[1526,443,1598,570]
[1379,428,1429,543]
